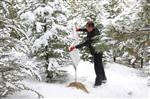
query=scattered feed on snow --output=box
[68,82,89,93]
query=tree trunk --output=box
[44,19,47,32]
[128,59,131,65]
[43,19,49,78]
[113,56,116,62]
[45,45,50,78]
[141,58,143,68]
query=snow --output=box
[48,58,60,70]
[20,11,36,24]
[56,14,67,24]
[33,6,53,17]
[35,22,44,33]
[32,31,51,51]
[4,61,149,98]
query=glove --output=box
[76,26,80,32]
[76,28,80,32]
[68,46,76,52]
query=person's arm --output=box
[76,28,87,32]
[68,38,90,51]
[75,38,91,49]
[75,27,88,48]
[76,28,101,49]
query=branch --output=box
[0,0,11,5]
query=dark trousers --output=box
[93,53,107,85]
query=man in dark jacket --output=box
[69,21,107,86]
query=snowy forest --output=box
[0,0,150,98]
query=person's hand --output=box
[68,46,76,52]
[75,26,80,32]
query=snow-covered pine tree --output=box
[133,0,150,68]
[0,0,42,97]
[95,0,137,63]
[135,0,150,85]
[19,0,71,82]
[102,0,149,67]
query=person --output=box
[68,21,107,87]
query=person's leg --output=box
[99,53,107,81]
[94,53,102,86]
[94,53,107,86]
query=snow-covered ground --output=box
[4,61,149,98]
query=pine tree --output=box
[103,0,150,67]
[19,0,71,81]
[0,0,42,97]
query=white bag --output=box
[70,48,80,67]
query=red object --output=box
[68,46,76,52]
[76,28,80,32]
